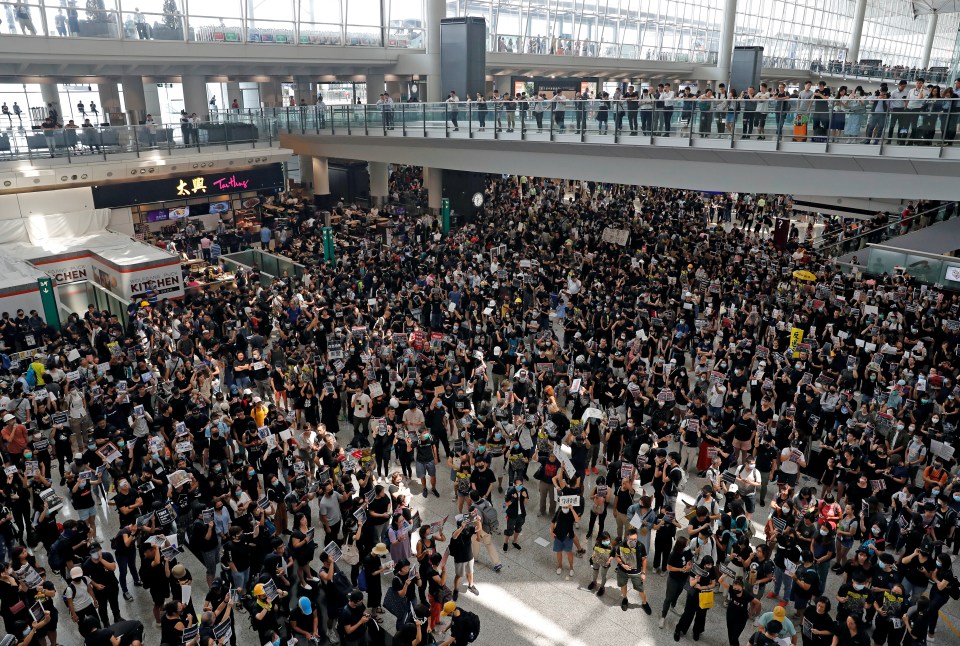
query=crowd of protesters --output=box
[0,174,958,646]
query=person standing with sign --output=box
[673,555,718,642]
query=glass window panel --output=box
[298,22,342,44]
[387,0,423,47]
[246,22,294,43]
[119,0,184,40]
[191,17,244,42]
[300,0,340,24]
[347,0,381,26]
[345,25,381,46]
[190,0,242,16]
[70,4,124,38]
[249,0,294,23]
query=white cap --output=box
[243,388,253,395]
[389,398,399,408]
[70,566,84,579]
[2,414,14,423]
[252,396,261,403]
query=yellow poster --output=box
[789,327,804,357]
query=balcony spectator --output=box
[14,0,36,35]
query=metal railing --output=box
[816,201,959,256]
[267,98,960,151]
[0,117,279,163]
[810,61,952,85]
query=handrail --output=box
[0,118,278,164]
[814,200,946,246]
[816,201,958,255]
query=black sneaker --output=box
[587,581,596,591]
[674,630,681,642]
[642,603,652,615]
[452,589,459,601]
[432,489,440,498]
[621,598,628,611]
[503,544,508,552]
[513,543,521,550]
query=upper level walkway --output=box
[279,100,960,201]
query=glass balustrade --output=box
[252,100,960,151]
[4,98,960,164]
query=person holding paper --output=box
[160,599,193,645]
[673,554,718,642]
[82,541,123,627]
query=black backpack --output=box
[459,610,481,643]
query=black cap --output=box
[348,590,364,602]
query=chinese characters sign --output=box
[92,163,284,208]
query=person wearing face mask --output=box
[835,570,870,625]
[503,475,528,552]
[69,465,101,534]
[82,541,123,627]
[614,528,653,614]
[189,507,220,588]
[871,582,907,646]
[350,383,372,446]
[551,503,580,579]
[720,574,759,646]
[588,530,615,596]
[673,554,718,642]
[926,552,959,642]
[904,435,927,482]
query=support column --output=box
[921,12,938,70]
[717,0,737,83]
[299,155,315,189]
[495,75,512,97]
[369,162,389,206]
[847,0,868,63]
[294,76,313,106]
[313,157,330,198]
[425,0,444,102]
[40,84,61,122]
[425,167,442,213]
[259,81,283,108]
[181,74,208,120]
[386,80,402,101]
[366,73,385,102]
[97,81,122,126]
[143,82,163,123]
[226,81,243,110]
[121,76,147,125]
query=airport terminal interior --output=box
[2,1,960,646]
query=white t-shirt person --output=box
[352,392,371,420]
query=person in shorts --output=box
[412,427,439,498]
[551,504,579,578]
[503,476,528,551]
[614,528,653,613]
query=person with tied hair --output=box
[673,554,718,642]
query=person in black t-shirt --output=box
[290,595,320,642]
[720,575,755,646]
[674,554,718,641]
[470,461,496,502]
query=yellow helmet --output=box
[253,583,266,596]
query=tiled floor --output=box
[40,440,960,646]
